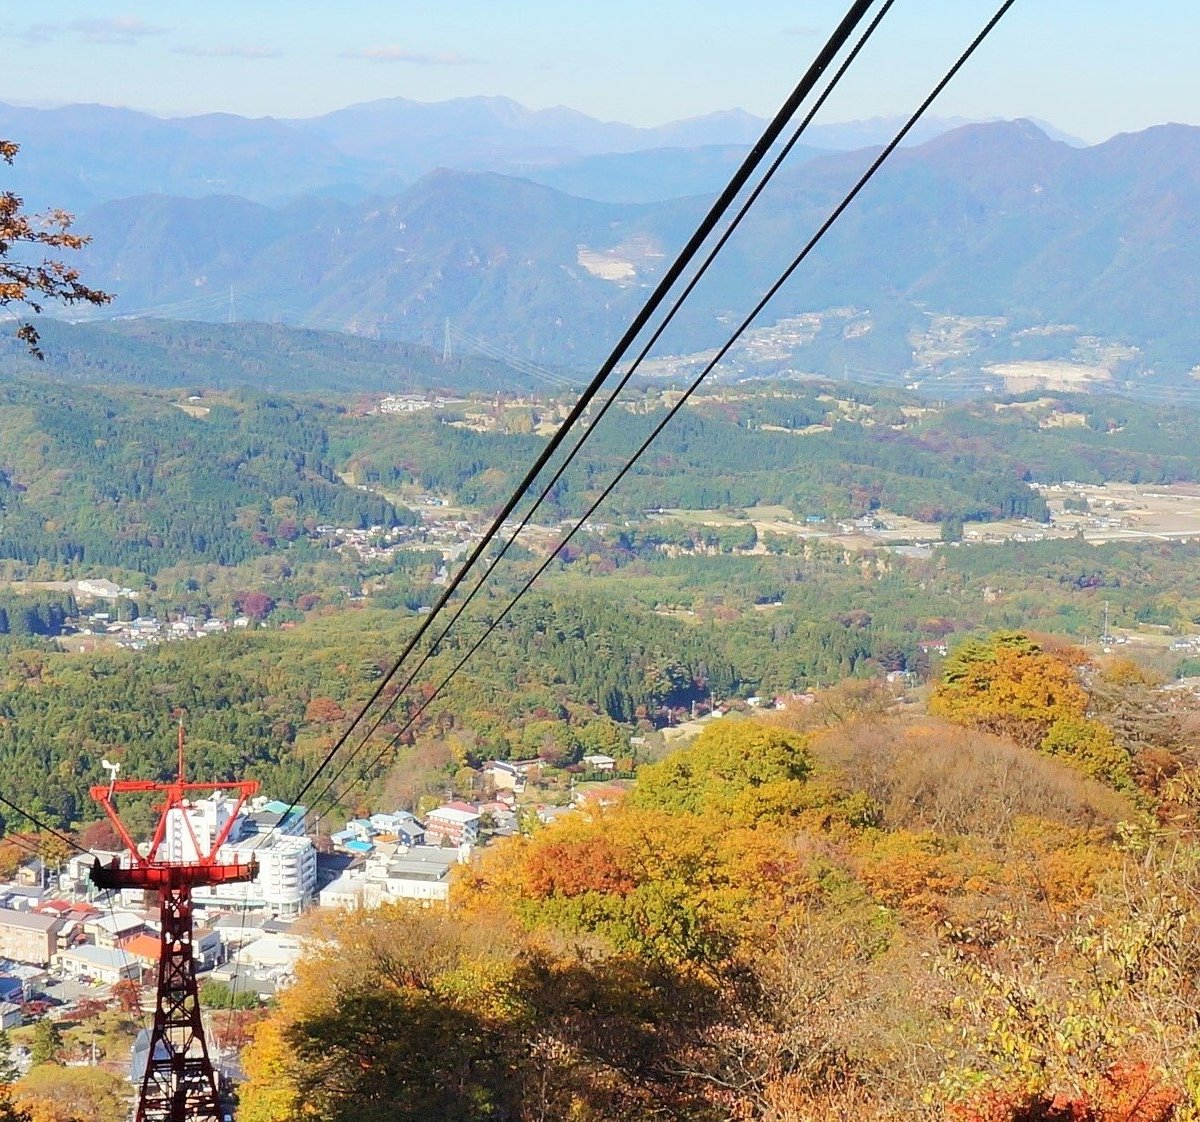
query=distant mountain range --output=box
[17,117,1187,378]
[0,95,1013,209]
[2,96,1195,382]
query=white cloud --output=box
[339,45,481,66]
[8,15,168,45]
[172,44,283,59]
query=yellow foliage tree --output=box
[931,632,1089,747]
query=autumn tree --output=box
[27,1021,60,1068]
[110,980,141,1017]
[930,633,1134,788]
[1,141,111,356]
[630,717,814,820]
[13,1065,129,1122]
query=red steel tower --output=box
[90,729,260,1122]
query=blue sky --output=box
[2,1,1196,142]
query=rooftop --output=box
[428,806,480,825]
[0,908,63,933]
[59,945,138,971]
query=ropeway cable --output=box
[316,0,1023,804]
[303,0,904,818]
[0,791,94,857]
[277,0,883,824]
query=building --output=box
[581,754,617,772]
[0,909,64,966]
[424,804,480,847]
[86,910,149,948]
[57,945,141,985]
[63,851,122,897]
[0,886,43,911]
[483,759,540,793]
[367,812,425,846]
[192,832,317,917]
[76,578,126,599]
[162,792,316,916]
[572,780,635,808]
[319,845,460,909]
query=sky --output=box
[1,1,1198,143]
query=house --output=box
[57,944,141,985]
[76,578,123,599]
[237,933,304,977]
[581,754,616,772]
[15,857,44,888]
[319,845,460,910]
[63,851,122,895]
[120,933,161,969]
[86,910,149,948]
[0,908,65,966]
[368,812,425,846]
[535,804,574,826]
[0,973,24,1005]
[318,874,366,911]
[0,1002,23,1030]
[572,780,635,808]
[425,803,480,847]
[330,831,374,856]
[483,759,540,793]
[0,885,43,911]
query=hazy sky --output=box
[1,1,1195,142]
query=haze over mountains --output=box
[4,97,1198,384]
[0,96,988,209]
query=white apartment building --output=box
[162,793,316,917]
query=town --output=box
[0,744,640,1081]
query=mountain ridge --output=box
[46,119,1200,377]
[1,95,1053,208]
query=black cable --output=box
[302,0,902,821]
[0,791,92,857]
[279,0,882,821]
[327,0,1022,798]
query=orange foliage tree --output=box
[1,141,111,356]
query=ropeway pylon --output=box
[89,727,260,1122]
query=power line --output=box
[447,323,581,389]
[303,0,903,817]
[0,791,92,857]
[318,0,1023,806]
[277,0,883,824]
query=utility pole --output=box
[89,728,259,1122]
[442,317,452,364]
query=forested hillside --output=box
[0,382,406,572]
[0,319,517,394]
[237,633,1200,1121]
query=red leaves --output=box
[950,1063,1181,1122]
[522,837,638,899]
